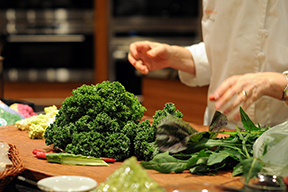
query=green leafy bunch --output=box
[141,107,269,176]
[44,81,146,161]
[129,102,184,161]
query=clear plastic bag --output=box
[0,100,24,126]
[253,121,288,177]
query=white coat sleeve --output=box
[178,42,210,87]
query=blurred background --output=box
[0,0,208,124]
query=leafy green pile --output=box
[44,81,146,161]
[43,81,183,162]
[141,108,269,176]
[132,102,183,161]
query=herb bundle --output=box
[141,108,269,176]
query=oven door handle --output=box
[7,35,85,43]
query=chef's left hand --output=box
[209,72,287,121]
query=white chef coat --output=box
[179,0,288,129]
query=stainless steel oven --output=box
[109,0,202,97]
[0,1,94,83]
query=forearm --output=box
[169,45,196,75]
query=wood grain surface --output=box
[0,124,243,191]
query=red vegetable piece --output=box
[101,158,116,163]
[32,149,47,155]
[36,151,47,159]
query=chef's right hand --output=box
[128,41,173,75]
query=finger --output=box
[128,53,149,74]
[214,87,239,111]
[208,94,217,101]
[241,90,255,110]
[230,88,257,121]
[129,43,141,60]
[128,52,137,66]
[213,78,237,100]
[222,90,247,114]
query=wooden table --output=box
[0,124,243,191]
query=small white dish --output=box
[37,176,97,192]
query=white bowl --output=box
[37,176,97,192]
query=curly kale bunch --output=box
[44,81,146,161]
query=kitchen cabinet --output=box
[3,82,83,108]
[94,0,109,83]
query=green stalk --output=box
[235,127,250,158]
[45,153,109,166]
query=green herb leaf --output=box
[241,157,265,182]
[140,151,189,173]
[240,107,258,131]
[207,151,230,166]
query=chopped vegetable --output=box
[15,105,58,139]
[100,158,116,163]
[45,153,109,166]
[94,156,165,192]
[36,151,47,159]
[10,103,37,118]
[32,149,49,155]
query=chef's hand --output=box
[128,41,173,75]
[128,41,196,75]
[209,72,287,121]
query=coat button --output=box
[257,51,265,59]
[259,29,269,37]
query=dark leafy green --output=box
[141,107,269,176]
[44,81,146,161]
[44,85,185,162]
[156,115,198,153]
[133,103,184,161]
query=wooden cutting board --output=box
[0,124,243,190]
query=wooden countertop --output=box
[0,124,243,191]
